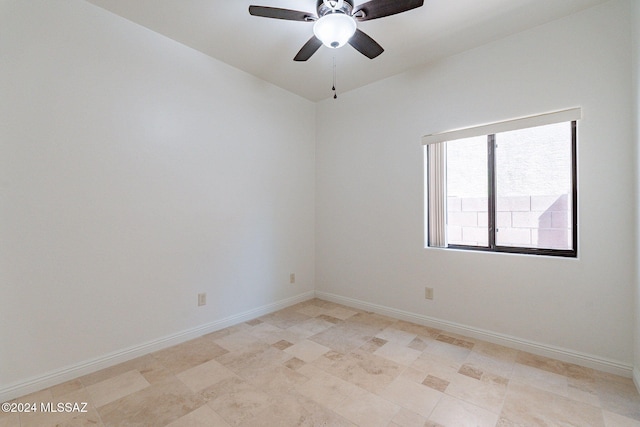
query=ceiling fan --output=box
[248,0,424,61]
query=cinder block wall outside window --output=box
[447,194,570,248]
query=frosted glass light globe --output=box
[313,13,356,49]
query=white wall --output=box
[316,0,635,371]
[0,0,315,395]
[633,0,640,388]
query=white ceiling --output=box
[86,0,608,101]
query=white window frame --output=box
[423,108,580,257]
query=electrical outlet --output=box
[198,293,207,306]
[290,273,295,284]
[425,287,434,300]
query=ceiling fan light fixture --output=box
[313,13,356,48]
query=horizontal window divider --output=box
[446,245,577,258]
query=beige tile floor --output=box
[3,298,640,427]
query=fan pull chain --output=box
[332,56,338,99]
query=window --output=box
[424,109,579,257]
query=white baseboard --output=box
[0,291,315,403]
[315,291,634,378]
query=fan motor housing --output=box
[316,0,354,17]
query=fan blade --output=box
[294,36,323,61]
[249,6,313,21]
[353,0,423,21]
[348,29,384,59]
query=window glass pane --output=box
[446,136,488,246]
[495,122,572,250]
